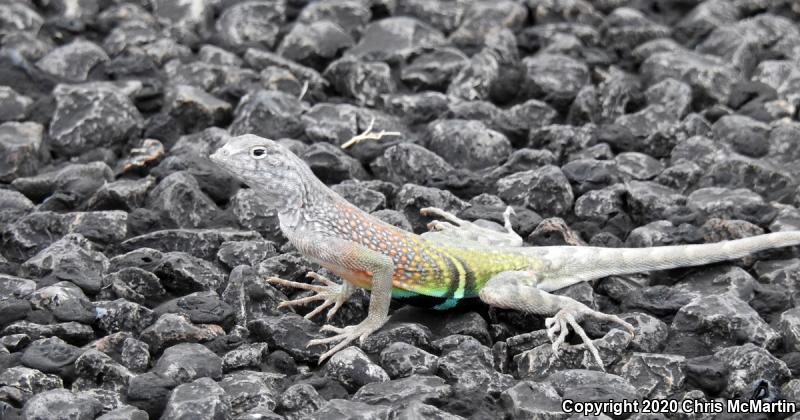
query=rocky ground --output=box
[2,0,800,419]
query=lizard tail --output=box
[547,231,800,286]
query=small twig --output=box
[298,80,309,101]
[341,117,402,149]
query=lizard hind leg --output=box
[478,271,635,370]
[420,206,523,247]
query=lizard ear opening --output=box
[250,146,267,159]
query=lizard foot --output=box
[266,272,351,320]
[307,317,388,362]
[545,306,635,371]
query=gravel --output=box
[1,0,799,418]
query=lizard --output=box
[209,134,800,367]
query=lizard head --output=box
[209,134,311,210]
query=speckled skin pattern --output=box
[210,134,800,365]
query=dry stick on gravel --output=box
[341,117,402,149]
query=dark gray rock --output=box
[332,182,387,213]
[379,342,438,379]
[139,313,224,354]
[442,312,491,346]
[655,161,703,193]
[698,155,795,202]
[515,329,632,379]
[394,184,469,233]
[0,86,33,122]
[0,121,44,183]
[713,343,791,398]
[449,1,526,51]
[278,21,354,70]
[401,47,468,90]
[778,307,800,353]
[161,377,231,420]
[614,152,664,181]
[126,373,176,417]
[21,233,109,294]
[155,291,234,326]
[615,353,686,399]
[426,119,511,171]
[21,388,102,420]
[277,383,325,420]
[522,53,590,109]
[248,314,327,363]
[436,335,515,395]
[21,336,82,377]
[222,342,269,372]
[217,239,277,269]
[496,166,574,218]
[91,332,150,373]
[352,374,450,406]
[674,0,740,47]
[371,143,454,186]
[495,100,558,144]
[219,370,284,416]
[447,50,499,101]
[546,369,640,403]
[95,299,157,336]
[712,114,771,158]
[324,56,396,107]
[244,48,327,94]
[672,293,779,350]
[153,251,226,295]
[0,333,31,352]
[88,177,156,212]
[96,405,149,420]
[310,399,391,419]
[216,1,285,50]
[361,322,434,354]
[529,124,597,161]
[73,349,134,393]
[0,366,62,407]
[229,90,306,139]
[625,181,686,224]
[640,50,739,105]
[500,381,564,419]
[0,189,34,227]
[147,171,219,229]
[687,187,775,226]
[1,320,95,344]
[29,281,95,323]
[297,0,371,38]
[154,342,222,384]
[103,267,166,305]
[380,92,449,125]
[222,266,288,325]
[348,17,445,63]
[302,141,370,183]
[12,161,114,204]
[121,229,263,262]
[164,85,232,133]
[601,7,669,56]
[35,39,108,81]
[49,83,143,158]
[562,159,623,194]
[325,346,389,391]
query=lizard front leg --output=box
[266,272,356,320]
[479,271,634,370]
[276,234,396,363]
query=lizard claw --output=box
[307,318,388,363]
[545,306,635,371]
[267,273,350,320]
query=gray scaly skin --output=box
[210,134,800,366]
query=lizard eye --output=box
[250,146,267,159]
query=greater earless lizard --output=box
[210,134,800,366]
